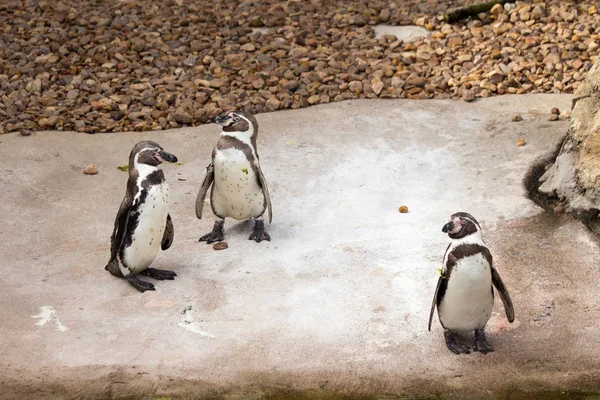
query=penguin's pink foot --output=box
[249,219,270,243]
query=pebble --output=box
[83,164,99,175]
[560,110,572,119]
[554,203,565,214]
[512,114,523,122]
[213,242,229,250]
[551,108,560,115]
[516,138,526,146]
[20,129,31,137]
[0,0,594,133]
[490,4,504,15]
[173,111,192,125]
[399,205,409,213]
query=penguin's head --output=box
[130,140,178,168]
[442,212,481,239]
[211,110,258,134]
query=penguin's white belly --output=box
[122,183,170,275]
[212,148,265,220]
[438,253,493,332]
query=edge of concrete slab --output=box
[2,361,600,399]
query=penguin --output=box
[195,110,272,243]
[428,212,515,354]
[105,140,178,293]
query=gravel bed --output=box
[0,0,597,133]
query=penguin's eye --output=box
[225,114,240,126]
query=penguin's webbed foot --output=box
[140,268,177,280]
[249,219,270,243]
[199,220,225,244]
[126,275,156,293]
[473,329,494,354]
[444,331,471,355]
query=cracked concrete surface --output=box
[1,95,600,399]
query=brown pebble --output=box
[20,129,31,136]
[512,114,523,122]
[516,138,526,146]
[398,205,409,213]
[551,107,560,115]
[548,114,559,121]
[213,242,228,250]
[83,164,98,175]
[554,203,565,214]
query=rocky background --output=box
[0,0,598,134]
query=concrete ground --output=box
[1,95,600,399]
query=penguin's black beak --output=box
[157,150,178,163]
[442,221,454,233]
[210,114,228,124]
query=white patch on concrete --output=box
[178,305,215,338]
[373,25,429,41]
[32,306,68,332]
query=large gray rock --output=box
[539,57,600,215]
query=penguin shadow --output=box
[225,219,255,237]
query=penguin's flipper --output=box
[429,244,454,331]
[195,163,214,219]
[108,194,133,264]
[428,277,442,331]
[161,214,174,250]
[492,267,515,323]
[257,165,272,223]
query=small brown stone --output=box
[372,81,384,95]
[240,43,256,52]
[265,97,281,111]
[213,242,228,250]
[447,36,463,48]
[516,138,526,146]
[512,114,523,122]
[490,3,504,15]
[553,203,565,214]
[83,164,98,175]
[398,205,409,213]
[551,107,560,115]
[38,116,59,128]
[462,89,475,102]
[20,129,31,137]
[173,110,192,124]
